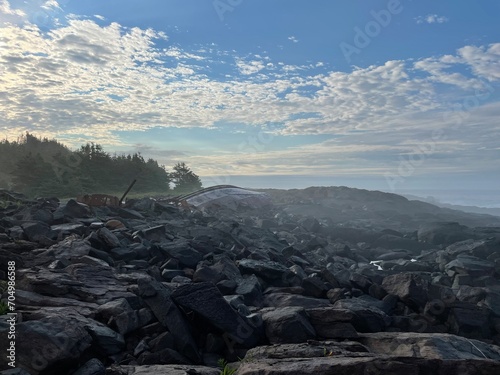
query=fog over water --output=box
[201,175,500,209]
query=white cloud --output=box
[288,36,299,43]
[0,0,26,25]
[458,44,500,81]
[0,0,24,16]
[235,58,265,75]
[94,15,106,21]
[41,0,61,11]
[416,14,449,24]
[0,17,499,183]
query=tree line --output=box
[0,133,202,198]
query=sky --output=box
[1,0,500,205]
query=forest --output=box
[0,133,202,198]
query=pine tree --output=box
[171,162,202,193]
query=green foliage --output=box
[0,132,203,198]
[0,301,8,315]
[0,280,7,293]
[217,359,237,375]
[171,162,202,194]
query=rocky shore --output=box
[1,186,500,374]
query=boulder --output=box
[171,282,264,347]
[382,273,430,310]
[238,259,290,281]
[261,307,316,344]
[21,221,52,242]
[106,365,220,375]
[445,255,496,277]
[137,277,202,364]
[332,298,390,333]
[418,222,473,246]
[97,227,122,249]
[72,358,106,375]
[263,293,331,308]
[0,314,93,374]
[159,241,203,268]
[62,199,92,218]
[306,307,359,339]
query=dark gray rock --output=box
[483,290,500,317]
[263,293,331,308]
[149,331,175,352]
[62,199,92,218]
[18,264,135,305]
[0,315,93,374]
[137,348,191,365]
[306,307,359,339]
[139,225,167,242]
[72,358,105,375]
[110,247,138,261]
[445,255,496,277]
[299,217,321,233]
[97,299,133,323]
[448,306,492,339]
[238,259,290,281]
[88,248,115,266]
[137,277,202,364]
[333,298,390,332]
[301,276,328,298]
[85,323,125,355]
[171,282,264,348]
[349,272,373,293]
[15,290,99,316]
[159,241,203,268]
[105,365,220,375]
[326,288,347,304]
[0,369,34,375]
[116,207,145,220]
[160,269,185,281]
[21,221,51,242]
[193,266,226,284]
[40,234,93,261]
[97,227,121,249]
[115,308,155,335]
[261,307,316,344]
[382,273,430,310]
[235,274,263,307]
[418,222,473,246]
[216,279,237,295]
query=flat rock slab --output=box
[238,259,290,280]
[382,273,430,309]
[332,299,390,333]
[18,264,136,304]
[15,289,99,316]
[261,307,316,344]
[171,282,264,347]
[244,340,369,360]
[0,314,93,374]
[445,255,496,277]
[235,356,500,375]
[137,277,202,364]
[263,293,331,308]
[357,332,500,360]
[106,365,220,375]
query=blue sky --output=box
[1,0,500,204]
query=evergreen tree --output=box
[171,162,202,193]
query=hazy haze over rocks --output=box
[1,186,500,374]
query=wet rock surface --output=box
[0,187,500,374]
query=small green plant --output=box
[0,280,7,293]
[217,358,237,375]
[0,301,9,315]
[323,347,334,357]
